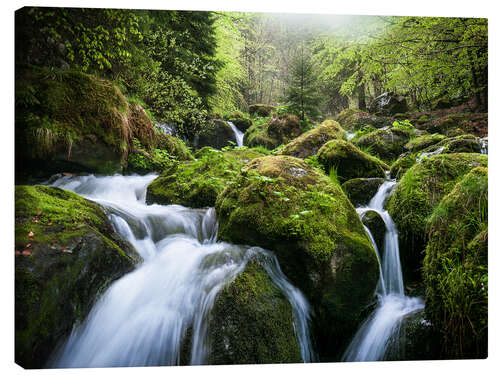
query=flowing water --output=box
[342,180,424,362]
[227,121,244,147]
[47,174,314,367]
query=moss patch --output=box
[334,108,393,132]
[387,153,487,282]
[244,115,303,149]
[354,128,411,163]
[317,140,388,182]
[390,153,417,180]
[405,134,447,153]
[208,260,301,364]
[249,104,276,117]
[15,185,137,368]
[146,147,266,208]
[215,155,379,359]
[423,167,487,359]
[279,120,346,159]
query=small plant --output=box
[392,119,415,133]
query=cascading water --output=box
[227,121,244,147]
[342,180,424,362]
[47,174,314,367]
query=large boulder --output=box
[423,167,487,359]
[244,115,302,149]
[354,128,412,163]
[390,153,417,180]
[368,92,408,116]
[15,67,173,183]
[317,140,388,183]
[387,153,487,282]
[341,178,386,207]
[208,260,302,364]
[405,134,447,153]
[279,120,346,158]
[215,155,379,359]
[334,108,393,132]
[196,119,237,150]
[15,185,138,368]
[419,134,482,156]
[249,104,276,117]
[223,111,253,132]
[146,147,266,208]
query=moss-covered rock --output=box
[354,128,411,163]
[387,153,488,282]
[334,108,393,132]
[208,260,301,364]
[317,140,388,183]
[146,147,266,208]
[420,134,481,156]
[249,104,276,117]
[279,120,346,159]
[15,185,137,368]
[390,153,417,180]
[223,111,253,132]
[244,115,303,149]
[215,155,379,359]
[405,134,447,153]
[423,167,487,359]
[341,178,385,207]
[384,310,441,361]
[196,119,238,150]
[15,67,170,182]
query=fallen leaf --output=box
[47,222,53,226]
[22,249,32,256]
[33,218,39,223]
[15,250,21,256]
[26,243,32,248]
[28,231,34,238]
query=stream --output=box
[342,180,424,362]
[47,174,314,367]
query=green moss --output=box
[279,120,347,159]
[215,155,379,359]
[334,108,392,132]
[208,260,301,364]
[423,167,487,359]
[317,140,388,182]
[146,147,266,208]
[249,104,276,117]
[15,185,136,368]
[244,115,303,150]
[354,128,411,163]
[405,134,447,152]
[16,66,174,179]
[390,153,417,180]
[387,153,488,282]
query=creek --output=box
[47,174,314,367]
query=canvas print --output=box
[14,6,488,369]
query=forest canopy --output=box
[16,7,487,135]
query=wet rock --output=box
[342,178,386,207]
[368,92,408,116]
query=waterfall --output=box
[227,121,244,147]
[47,174,314,367]
[342,180,424,362]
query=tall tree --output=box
[284,45,321,121]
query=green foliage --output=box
[392,119,415,133]
[284,45,321,121]
[423,167,488,358]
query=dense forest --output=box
[14,7,488,369]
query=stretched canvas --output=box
[13,2,488,371]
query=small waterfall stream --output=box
[227,121,244,147]
[342,180,424,362]
[47,174,314,367]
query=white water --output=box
[227,121,244,147]
[416,146,444,162]
[47,174,314,367]
[342,180,424,362]
[346,131,356,140]
[480,137,488,154]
